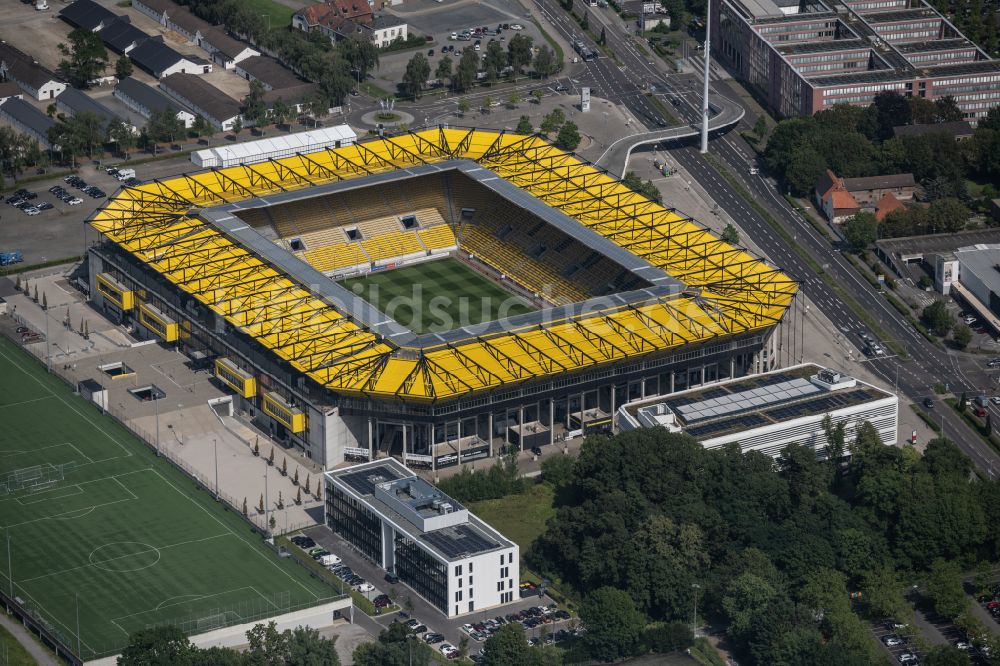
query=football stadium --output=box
[88,128,797,470]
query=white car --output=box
[510,23,523,30]
[956,642,971,650]
[898,654,918,665]
[23,206,40,216]
[439,643,458,657]
[67,197,83,205]
[356,582,374,592]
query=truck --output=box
[116,168,136,181]
[0,251,24,266]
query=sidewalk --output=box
[0,612,59,666]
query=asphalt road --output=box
[501,0,1000,475]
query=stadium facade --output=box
[87,128,796,469]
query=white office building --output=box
[617,364,899,458]
[325,459,519,618]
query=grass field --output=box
[339,258,536,334]
[0,620,39,665]
[0,338,333,660]
[468,483,555,558]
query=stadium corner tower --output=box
[87,128,797,470]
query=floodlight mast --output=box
[700,0,712,154]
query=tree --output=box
[245,621,339,666]
[599,26,607,45]
[721,223,740,245]
[540,454,574,488]
[484,40,506,85]
[48,111,104,166]
[934,96,963,123]
[242,497,248,516]
[953,323,972,349]
[58,28,109,88]
[507,90,521,107]
[232,117,243,137]
[923,645,971,666]
[115,55,133,80]
[922,301,954,337]
[340,36,379,81]
[118,626,196,665]
[925,559,967,620]
[258,494,264,513]
[927,198,969,233]
[191,115,213,140]
[531,88,544,104]
[402,52,431,99]
[540,108,566,135]
[147,107,184,146]
[515,115,533,134]
[456,49,479,92]
[842,211,878,252]
[271,98,291,128]
[753,114,768,140]
[353,621,431,666]
[457,99,470,115]
[533,45,557,78]
[579,587,645,661]
[581,11,590,30]
[621,171,663,203]
[959,391,968,412]
[481,624,531,666]
[281,457,288,476]
[555,121,581,150]
[507,34,534,75]
[435,56,453,88]
[784,144,827,195]
[867,90,912,140]
[268,447,275,465]
[482,95,494,112]
[241,80,269,128]
[108,120,135,158]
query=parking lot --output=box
[372,0,548,91]
[300,525,576,659]
[868,617,925,665]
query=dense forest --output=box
[528,427,1000,663]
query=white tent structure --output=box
[191,125,357,168]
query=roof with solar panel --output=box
[89,128,797,404]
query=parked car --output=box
[356,582,375,592]
[23,206,40,216]
[36,201,53,211]
[882,635,903,647]
[423,632,445,644]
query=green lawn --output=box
[339,258,536,334]
[0,338,333,661]
[237,0,294,31]
[468,483,555,557]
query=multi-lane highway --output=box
[526,0,1000,474]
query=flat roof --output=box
[955,245,1000,298]
[863,8,940,22]
[625,364,892,441]
[895,38,976,53]
[808,59,1000,86]
[777,38,869,55]
[328,459,512,561]
[876,228,1000,259]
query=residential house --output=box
[0,97,57,148]
[201,28,259,70]
[55,86,134,133]
[160,73,240,130]
[874,192,905,222]
[58,0,116,32]
[892,121,975,141]
[815,170,916,222]
[99,16,150,55]
[115,76,195,128]
[0,43,66,101]
[129,38,212,78]
[367,15,407,47]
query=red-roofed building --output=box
[292,0,380,41]
[874,192,905,222]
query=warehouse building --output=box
[160,73,239,130]
[0,97,57,148]
[115,76,195,128]
[0,43,66,101]
[55,86,134,133]
[129,38,212,78]
[617,364,899,458]
[325,459,519,617]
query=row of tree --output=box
[118,621,339,665]
[401,35,558,99]
[526,426,1000,663]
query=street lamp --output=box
[691,583,700,635]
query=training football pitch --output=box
[0,337,332,660]
[339,258,536,334]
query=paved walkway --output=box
[0,612,58,666]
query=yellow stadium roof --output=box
[90,128,797,403]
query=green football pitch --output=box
[339,258,536,334]
[0,337,332,660]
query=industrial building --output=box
[114,76,196,129]
[617,364,899,457]
[0,97,57,148]
[159,73,240,130]
[86,129,795,470]
[711,0,1000,123]
[325,458,519,618]
[936,244,1000,331]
